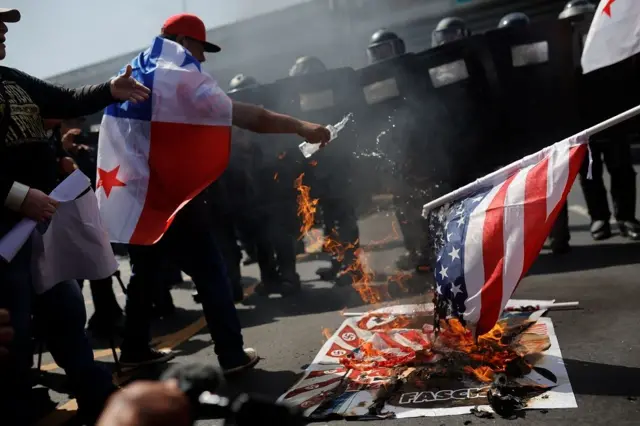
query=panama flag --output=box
[97,36,232,245]
[581,0,640,73]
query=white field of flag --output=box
[581,0,640,73]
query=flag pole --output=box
[422,103,640,217]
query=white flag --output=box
[581,0,640,74]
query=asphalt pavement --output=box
[34,163,640,426]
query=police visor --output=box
[431,28,466,47]
[367,41,397,62]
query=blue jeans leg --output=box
[35,280,116,416]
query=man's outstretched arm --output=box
[231,101,330,145]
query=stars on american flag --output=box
[433,190,488,317]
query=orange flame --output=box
[437,318,524,382]
[294,173,397,305]
[295,173,319,239]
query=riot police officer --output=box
[497,12,531,29]
[228,73,262,265]
[362,29,425,271]
[228,73,259,93]
[431,17,471,48]
[558,0,595,20]
[367,29,406,64]
[228,74,303,296]
[289,56,362,287]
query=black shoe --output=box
[590,220,612,240]
[618,220,640,240]
[256,276,300,297]
[222,348,260,375]
[280,275,302,297]
[316,266,338,281]
[335,270,358,287]
[119,347,175,368]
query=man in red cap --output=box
[117,13,331,374]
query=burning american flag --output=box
[427,135,588,337]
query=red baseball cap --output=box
[161,13,221,53]
[0,8,20,23]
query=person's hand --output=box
[298,121,331,146]
[96,380,191,426]
[59,157,78,175]
[110,65,151,104]
[20,189,59,222]
[0,309,13,359]
[61,128,81,151]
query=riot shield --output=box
[269,67,367,203]
[410,35,502,192]
[356,53,418,196]
[484,19,579,161]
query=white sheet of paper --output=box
[31,187,118,295]
[0,170,91,262]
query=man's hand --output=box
[0,309,13,359]
[59,157,78,175]
[110,65,151,104]
[96,380,191,426]
[20,189,59,222]
[298,121,331,146]
[61,128,81,151]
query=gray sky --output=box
[3,0,306,79]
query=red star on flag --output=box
[603,0,616,17]
[97,165,126,198]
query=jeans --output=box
[0,239,114,425]
[121,196,246,368]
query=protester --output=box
[101,13,331,375]
[0,7,150,424]
[96,380,191,426]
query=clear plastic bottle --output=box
[298,125,337,158]
[298,113,352,159]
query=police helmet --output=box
[558,0,596,20]
[431,17,471,48]
[288,56,327,77]
[367,29,406,64]
[228,73,259,94]
[498,12,531,29]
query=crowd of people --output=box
[0,8,330,425]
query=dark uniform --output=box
[289,56,361,287]
[227,74,302,296]
[365,29,426,270]
[560,0,640,241]
[493,12,573,253]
